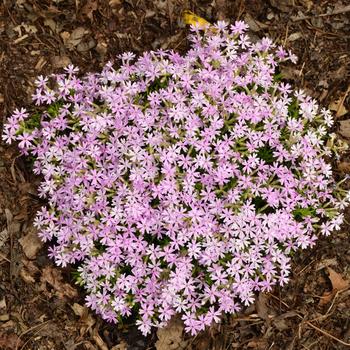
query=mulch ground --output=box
[0,0,350,349]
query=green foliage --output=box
[257,146,276,164]
[292,207,316,220]
[288,97,300,119]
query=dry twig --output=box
[293,5,350,21]
[304,320,350,347]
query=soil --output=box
[0,0,350,349]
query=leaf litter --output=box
[1,0,350,349]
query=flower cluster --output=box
[3,21,349,335]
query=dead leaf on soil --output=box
[315,258,338,271]
[338,120,350,138]
[194,334,211,350]
[244,13,268,32]
[82,0,98,21]
[299,0,313,11]
[16,0,26,7]
[319,267,349,306]
[255,293,270,322]
[0,332,23,349]
[330,86,350,118]
[13,23,38,36]
[287,32,302,42]
[60,31,71,45]
[71,303,86,317]
[319,290,334,306]
[0,314,10,322]
[327,267,349,291]
[19,228,43,259]
[270,0,294,12]
[51,55,72,69]
[83,341,96,350]
[0,229,9,250]
[19,259,39,284]
[44,18,61,34]
[61,27,89,49]
[330,99,348,118]
[337,162,350,173]
[111,341,128,350]
[71,303,95,336]
[5,208,12,227]
[247,338,268,349]
[40,266,77,299]
[156,316,184,350]
[272,311,298,331]
[160,32,183,50]
[77,38,96,52]
[280,66,301,81]
[109,0,122,8]
[91,328,108,350]
[95,41,108,57]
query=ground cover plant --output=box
[3,20,349,337]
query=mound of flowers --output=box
[3,21,349,335]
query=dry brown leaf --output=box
[95,41,108,56]
[41,266,77,299]
[72,303,95,336]
[299,0,313,11]
[16,0,26,7]
[83,341,96,350]
[0,333,23,349]
[327,267,349,291]
[330,99,348,118]
[156,316,184,350]
[82,0,98,21]
[111,341,128,350]
[19,228,43,259]
[72,303,85,317]
[0,210,13,251]
[19,259,39,284]
[338,120,350,138]
[51,55,72,69]
[0,314,10,322]
[255,293,269,322]
[315,258,338,271]
[109,0,122,7]
[273,319,290,332]
[71,27,86,40]
[60,31,71,44]
[61,27,88,49]
[91,328,108,350]
[320,268,350,305]
[319,290,334,306]
[338,162,350,173]
[272,311,298,331]
[330,86,350,118]
[77,38,96,52]
[0,229,9,250]
[19,267,35,284]
[244,13,268,32]
[287,32,302,42]
[270,0,294,12]
[14,23,37,36]
[247,338,268,349]
[69,27,88,47]
[22,23,38,34]
[44,18,58,33]
[194,334,211,350]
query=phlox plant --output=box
[3,21,350,336]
